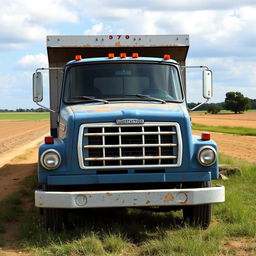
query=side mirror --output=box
[203,70,212,99]
[33,72,43,102]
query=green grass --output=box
[0,155,255,255]
[0,112,49,121]
[0,192,22,222]
[0,191,23,235]
[192,123,256,136]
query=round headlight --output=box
[197,146,217,167]
[40,149,61,170]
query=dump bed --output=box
[47,35,189,134]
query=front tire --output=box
[43,208,67,232]
[182,181,212,228]
[42,185,68,231]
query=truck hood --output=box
[65,102,188,123]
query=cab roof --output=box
[66,56,179,66]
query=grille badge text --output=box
[116,119,144,125]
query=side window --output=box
[168,67,182,100]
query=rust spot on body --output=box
[106,192,112,196]
[163,193,174,203]
[146,200,151,204]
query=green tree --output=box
[224,92,251,114]
[207,104,221,114]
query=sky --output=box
[0,0,256,109]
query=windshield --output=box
[63,62,183,103]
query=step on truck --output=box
[33,35,225,230]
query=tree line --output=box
[188,92,255,114]
[0,108,49,112]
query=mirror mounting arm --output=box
[189,99,209,111]
[35,102,55,113]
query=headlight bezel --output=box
[197,145,217,167]
[40,149,62,170]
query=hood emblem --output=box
[116,119,144,125]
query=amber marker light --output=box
[108,53,115,59]
[75,55,82,61]
[120,53,127,58]
[132,52,139,58]
[163,54,171,60]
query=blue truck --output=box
[33,35,225,230]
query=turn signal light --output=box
[75,55,82,61]
[201,132,211,141]
[120,53,127,58]
[132,52,139,58]
[163,54,171,60]
[45,136,54,144]
[108,53,115,59]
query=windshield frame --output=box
[62,60,185,105]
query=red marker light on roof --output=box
[132,52,139,58]
[45,136,54,144]
[108,53,115,59]
[75,55,82,61]
[201,132,211,141]
[120,53,127,58]
[163,54,171,60]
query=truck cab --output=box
[33,35,225,231]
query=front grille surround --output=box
[78,122,182,169]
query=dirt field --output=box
[0,120,49,155]
[191,112,256,128]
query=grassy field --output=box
[192,123,256,136]
[0,112,49,121]
[0,155,254,255]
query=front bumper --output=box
[35,185,225,208]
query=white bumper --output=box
[35,185,225,208]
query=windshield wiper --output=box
[71,96,109,104]
[127,94,166,104]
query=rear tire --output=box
[182,181,212,228]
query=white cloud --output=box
[0,0,78,48]
[75,0,256,13]
[17,54,48,70]
[0,0,77,25]
[84,23,113,35]
[0,72,17,95]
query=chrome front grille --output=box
[78,122,182,169]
